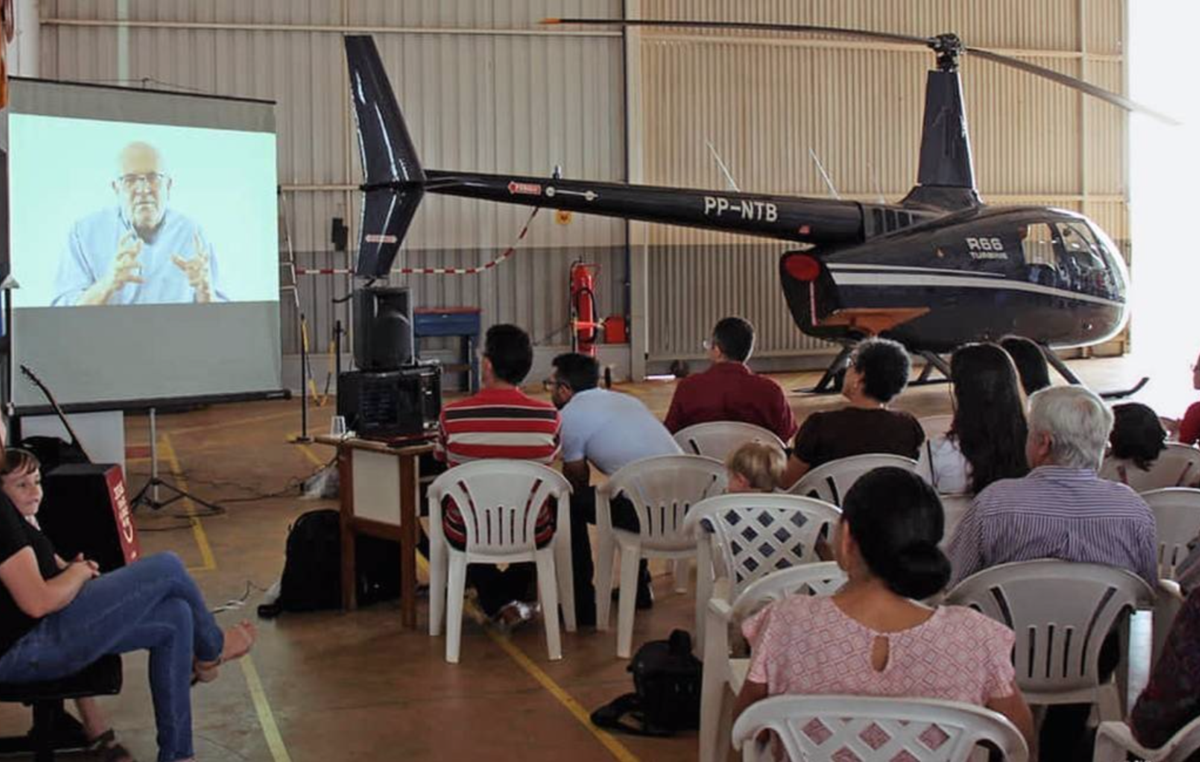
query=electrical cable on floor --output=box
[210,581,272,614]
[127,454,338,517]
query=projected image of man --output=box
[52,142,228,306]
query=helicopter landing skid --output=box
[796,347,952,395]
[1041,346,1148,400]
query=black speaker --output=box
[331,216,349,252]
[38,463,141,573]
[337,365,441,439]
[353,286,413,371]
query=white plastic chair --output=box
[683,493,841,654]
[427,461,573,664]
[939,493,974,549]
[595,454,727,658]
[673,421,787,461]
[789,453,919,504]
[946,560,1155,719]
[732,695,1029,762]
[919,414,955,440]
[1100,443,1200,492]
[1142,488,1200,580]
[700,562,847,762]
[1094,714,1200,762]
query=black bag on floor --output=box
[590,630,703,737]
[258,508,402,617]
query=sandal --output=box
[86,728,136,762]
[492,601,540,634]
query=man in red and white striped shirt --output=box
[436,324,560,623]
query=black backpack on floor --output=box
[591,630,703,737]
[260,508,402,616]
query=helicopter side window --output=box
[1020,223,1059,286]
[1055,222,1114,298]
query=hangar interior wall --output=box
[35,0,1129,380]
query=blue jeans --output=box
[0,552,224,762]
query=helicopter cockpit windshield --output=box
[1055,220,1122,300]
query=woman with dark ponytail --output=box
[734,468,1035,755]
[926,343,1030,496]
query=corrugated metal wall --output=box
[36,0,627,359]
[34,0,1131,373]
[637,0,1129,363]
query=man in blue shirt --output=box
[549,352,683,626]
[52,142,227,306]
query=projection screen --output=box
[5,79,281,410]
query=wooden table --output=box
[315,435,434,628]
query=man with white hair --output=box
[947,385,1157,587]
[948,386,1159,762]
[52,141,227,306]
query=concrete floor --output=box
[0,356,1160,761]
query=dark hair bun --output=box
[841,468,950,599]
[883,541,952,599]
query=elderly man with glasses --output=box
[52,141,227,306]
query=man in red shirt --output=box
[664,317,797,441]
[436,324,560,627]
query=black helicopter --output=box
[344,20,1172,394]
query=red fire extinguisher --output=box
[570,260,602,357]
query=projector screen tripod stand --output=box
[131,408,222,513]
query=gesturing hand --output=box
[108,231,145,291]
[171,231,212,303]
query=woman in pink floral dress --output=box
[734,467,1036,758]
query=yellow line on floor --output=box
[287,432,326,468]
[167,409,307,437]
[160,434,217,572]
[240,656,293,762]
[427,544,633,758]
[486,631,641,762]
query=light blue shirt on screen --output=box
[559,388,682,475]
[52,207,228,306]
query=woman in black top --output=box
[782,337,925,489]
[0,448,255,762]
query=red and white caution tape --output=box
[293,207,541,277]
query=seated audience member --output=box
[733,468,1035,754]
[663,317,798,442]
[947,385,1156,761]
[549,352,683,625]
[725,441,786,494]
[1105,402,1169,484]
[436,324,560,629]
[782,337,924,488]
[1127,587,1200,760]
[1164,349,1200,445]
[999,335,1052,396]
[947,385,1157,587]
[925,343,1029,495]
[0,449,132,760]
[0,449,256,762]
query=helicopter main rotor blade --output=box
[965,46,1179,125]
[547,17,1180,126]
[543,18,934,48]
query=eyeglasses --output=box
[543,378,566,392]
[117,172,167,191]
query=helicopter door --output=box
[1020,222,1061,288]
[1055,221,1117,299]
